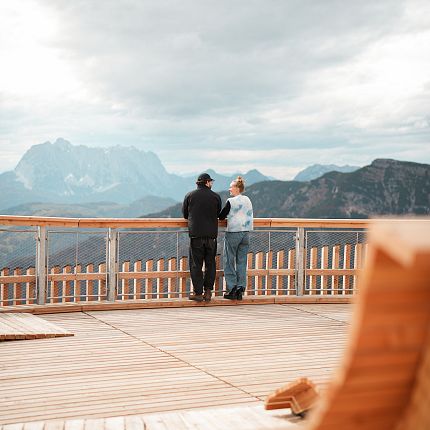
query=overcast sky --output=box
[0,0,429,179]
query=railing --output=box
[0,216,426,306]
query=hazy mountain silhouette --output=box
[1,195,177,218]
[293,164,360,181]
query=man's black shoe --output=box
[236,288,244,301]
[189,293,204,302]
[223,287,237,300]
[203,289,212,302]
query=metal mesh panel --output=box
[47,230,108,302]
[267,230,297,294]
[245,230,270,294]
[47,231,78,270]
[0,229,37,305]
[305,229,367,295]
[117,230,180,299]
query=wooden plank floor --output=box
[0,303,352,425]
[0,404,303,430]
[0,313,73,341]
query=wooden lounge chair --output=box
[266,221,430,430]
[265,377,319,416]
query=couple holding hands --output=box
[182,172,253,302]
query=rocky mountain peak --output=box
[1,139,272,210]
[13,139,171,199]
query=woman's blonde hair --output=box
[234,176,245,193]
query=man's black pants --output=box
[189,237,217,295]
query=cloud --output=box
[0,0,429,177]
[46,0,405,116]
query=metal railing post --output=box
[36,226,47,304]
[295,227,305,296]
[107,228,118,301]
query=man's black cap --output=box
[197,172,215,182]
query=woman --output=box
[219,176,253,300]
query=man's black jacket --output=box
[182,184,222,238]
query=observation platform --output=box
[0,302,351,426]
[1,216,429,429]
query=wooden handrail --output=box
[0,214,428,229]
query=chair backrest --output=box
[305,221,430,430]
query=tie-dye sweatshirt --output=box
[223,194,253,232]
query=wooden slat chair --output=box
[265,377,319,416]
[267,221,430,430]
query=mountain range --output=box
[1,139,428,219]
[0,138,270,216]
[2,196,177,218]
[149,159,430,218]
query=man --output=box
[182,172,222,302]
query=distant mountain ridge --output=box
[0,138,271,214]
[293,164,361,181]
[149,159,430,218]
[190,168,269,192]
[2,195,177,218]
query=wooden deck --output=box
[0,313,73,341]
[0,405,304,429]
[0,303,351,426]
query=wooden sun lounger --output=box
[265,377,319,415]
[266,221,430,430]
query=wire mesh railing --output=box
[0,217,377,306]
[305,229,367,295]
[0,228,38,305]
[46,230,108,302]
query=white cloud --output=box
[0,0,429,176]
[0,1,82,99]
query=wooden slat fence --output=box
[0,250,298,303]
[304,230,367,295]
[116,249,297,300]
[0,268,37,306]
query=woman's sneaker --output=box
[223,287,237,300]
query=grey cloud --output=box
[44,0,405,118]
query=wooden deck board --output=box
[0,296,352,315]
[0,303,351,425]
[0,313,73,341]
[0,404,301,430]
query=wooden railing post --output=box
[36,226,47,305]
[295,227,305,296]
[107,228,117,301]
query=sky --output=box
[0,0,429,180]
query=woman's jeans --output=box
[223,231,250,292]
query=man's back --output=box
[183,185,221,238]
